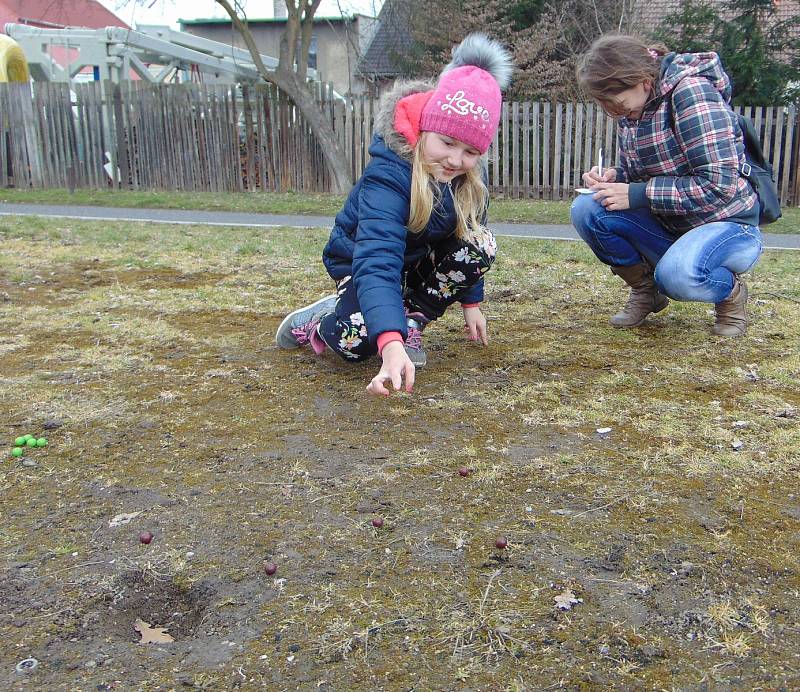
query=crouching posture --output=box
[276,34,512,395]
[571,34,763,336]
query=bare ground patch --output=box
[1,217,799,689]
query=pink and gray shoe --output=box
[275,295,336,354]
[404,312,429,367]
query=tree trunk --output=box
[215,0,352,194]
[272,70,353,194]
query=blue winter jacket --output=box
[322,82,485,344]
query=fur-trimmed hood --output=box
[372,79,434,162]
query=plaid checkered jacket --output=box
[615,52,759,236]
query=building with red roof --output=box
[1,1,130,82]
[0,0,129,31]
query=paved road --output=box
[1,202,798,250]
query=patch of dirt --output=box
[1,222,799,689]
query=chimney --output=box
[273,1,287,19]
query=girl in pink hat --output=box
[276,34,513,396]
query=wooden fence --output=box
[1,81,799,205]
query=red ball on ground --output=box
[139,531,154,545]
[263,561,278,576]
[371,517,384,528]
[495,536,508,550]
[458,466,471,477]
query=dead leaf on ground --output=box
[554,589,583,611]
[109,511,142,527]
[134,618,174,644]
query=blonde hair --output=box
[577,34,668,116]
[408,132,489,239]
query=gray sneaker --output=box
[275,295,337,352]
[404,313,428,368]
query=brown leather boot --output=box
[713,276,748,336]
[609,263,669,328]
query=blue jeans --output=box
[570,195,763,303]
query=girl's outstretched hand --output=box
[463,306,489,346]
[367,341,415,396]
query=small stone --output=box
[85,660,97,669]
[598,644,611,656]
[22,460,38,468]
[596,427,612,434]
[15,658,38,673]
[43,420,63,430]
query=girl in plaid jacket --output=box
[571,34,762,337]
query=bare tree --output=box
[403,0,639,100]
[214,0,352,192]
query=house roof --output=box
[0,0,129,30]
[356,0,413,79]
[635,0,800,35]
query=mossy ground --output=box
[1,215,799,690]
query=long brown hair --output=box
[576,34,668,115]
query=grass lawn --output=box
[1,188,799,233]
[1,215,799,688]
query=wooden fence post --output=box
[3,89,800,204]
[791,105,800,206]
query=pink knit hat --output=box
[419,34,513,154]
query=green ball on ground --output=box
[25,439,37,447]
[23,434,34,441]
[14,436,26,446]
[35,438,47,447]
[11,447,23,457]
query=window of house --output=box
[297,35,317,71]
[308,35,317,70]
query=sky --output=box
[96,0,384,30]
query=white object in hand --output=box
[576,149,605,194]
